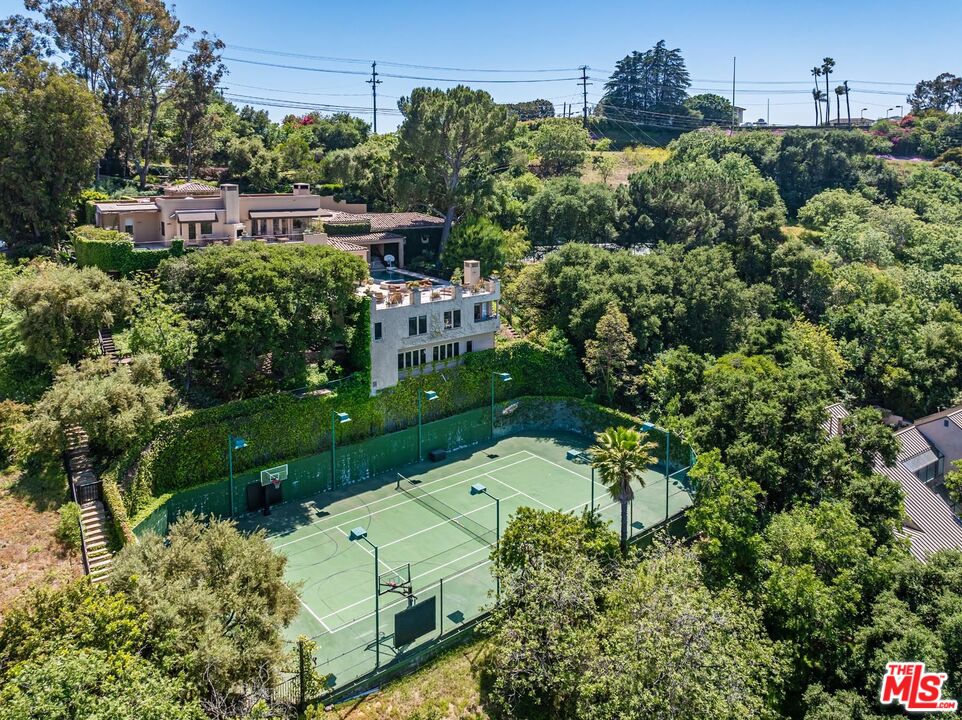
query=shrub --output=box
[55,502,82,550]
[323,219,372,236]
[72,225,170,274]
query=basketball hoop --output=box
[270,473,282,490]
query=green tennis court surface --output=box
[241,431,692,690]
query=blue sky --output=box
[5,0,961,130]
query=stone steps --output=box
[79,500,113,583]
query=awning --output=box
[173,210,217,222]
[902,450,939,473]
[248,209,322,219]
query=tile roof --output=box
[163,181,219,195]
[327,211,443,232]
[327,238,366,252]
[825,402,962,561]
[326,231,406,245]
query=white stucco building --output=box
[362,260,500,393]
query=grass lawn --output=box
[309,638,489,720]
[581,147,670,187]
[0,466,81,611]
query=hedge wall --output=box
[73,225,182,274]
[324,220,371,236]
[114,339,590,518]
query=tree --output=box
[591,153,616,183]
[159,244,367,394]
[590,426,656,554]
[324,133,399,210]
[684,93,735,124]
[908,73,962,113]
[225,135,282,193]
[128,276,196,382]
[944,459,962,506]
[0,14,52,71]
[503,99,556,120]
[0,59,111,256]
[170,32,226,179]
[600,41,691,118]
[9,263,130,365]
[821,58,836,125]
[27,0,185,177]
[811,66,823,125]
[26,354,171,458]
[533,118,590,176]
[395,86,515,252]
[439,216,528,277]
[583,301,636,404]
[524,177,619,246]
[835,85,845,126]
[495,507,620,574]
[108,515,300,708]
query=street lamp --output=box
[641,421,671,524]
[331,411,351,489]
[227,434,248,517]
[897,104,903,118]
[470,483,501,600]
[417,389,439,462]
[490,372,512,440]
[886,107,894,119]
[860,107,867,121]
[348,527,380,668]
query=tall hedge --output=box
[114,339,589,517]
[73,225,171,274]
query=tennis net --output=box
[398,473,496,548]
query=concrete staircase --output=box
[80,501,113,583]
[98,327,119,362]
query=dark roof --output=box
[163,181,219,195]
[327,211,443,232]
[327,238,367,252]
[913,405,962,428]
[328,231,406,245]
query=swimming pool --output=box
[370,268,450,286]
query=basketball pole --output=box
[374,543,380,668]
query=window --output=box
[399,348,427,370]
[160,223,165,237]
[432,346,439,362]
[374,322,382,341]
[433,342,462,362]
[408,317,417,336]
[443,309,462,329]
[188,223,197,240]
[419,315,427,334]
[398,353,404,370]
[200,221,213,236]
[474,303,484,322]
[123,219,134,235]
[409,315,427,336]
[466,340,473,353]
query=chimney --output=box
[293,182,310,196]
[463,260,481,287]
[221,184,240,225]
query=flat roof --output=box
[97,202,159,213]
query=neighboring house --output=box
[93,182,443,268]
[363,260,500,394]
[825,402,962,560]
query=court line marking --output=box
[379,492,520,549]
[298,597,331,633]
[483,471,555,512]
[321,491,625,631]
[334,526,395,573]
[266,450,532,539]
[274,456,536,550]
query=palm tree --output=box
[811,67,823,125]
[812,88,823,126]
[821,57,836,125]
[835,85,846,127]
[590,426,657,555]
[843,80,852,127]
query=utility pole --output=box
[579,65,591,127]
[731,56,736,132]
[367,61,382,133]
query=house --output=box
[362,260,500,394]
[92,182,444,269]
[825,402,962,560]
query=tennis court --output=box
[241,430,692,690]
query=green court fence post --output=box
[495,495,501,601]
[418,389,423,462]
[489,373,494,440]
[665,430,670,524]
[227,434,235,517]
[374,544,380,669]
[439,577,444,638]
[590,466,595,511]
[330,414,336,490]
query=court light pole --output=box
[331,411,351,490]
[861,108,867,121]
[470,483,501,600]
[490,372,512,440]
[349,527,379,668]
[417,389,439,462]
[227,434,248,517]
[641,421,670,524]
